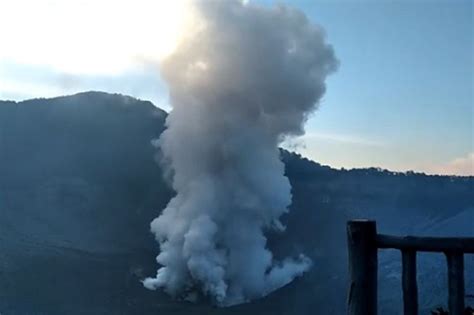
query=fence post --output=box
[402,250,418,315]
[347,220,378,315]
[446,252,464,315]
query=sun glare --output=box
[0,0,193,75]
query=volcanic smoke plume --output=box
[143,0,337,306]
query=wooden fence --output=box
[347,220,474,315]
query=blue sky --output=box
[281,0,473,174]
[0,0,472,175]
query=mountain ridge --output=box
[0,91,472,314]
[2,91,471,178]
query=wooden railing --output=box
[347,220,474,315]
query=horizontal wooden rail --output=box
[347,220,474,315]
[377,234,474,253]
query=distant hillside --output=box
[0,92,472,315]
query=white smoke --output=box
[143,0,337,306]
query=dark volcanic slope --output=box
[0,92,472,315]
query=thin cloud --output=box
[302,132,384,147]
[0,60,169,107]
[427,152,474,176]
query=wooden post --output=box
[401,250,418,315]
[347,220,378,315]
[446,252,464,315]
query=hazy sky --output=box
[0,0,472,175]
